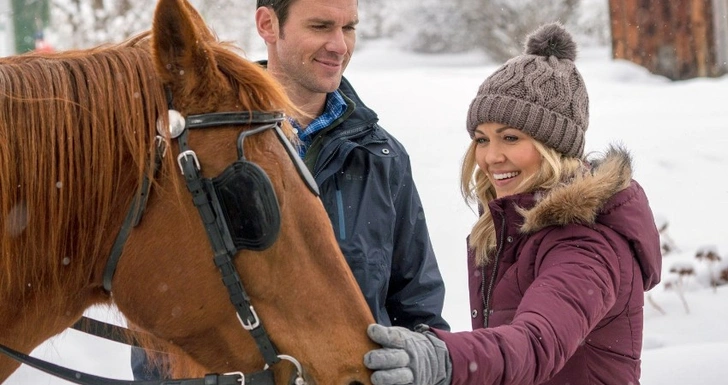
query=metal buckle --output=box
[154,135,168,158]
[177,150,200,175]
[237,306,261,330]
[223,371,245,384]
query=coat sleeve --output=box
[433,226,620,384]
[385,153,450,331]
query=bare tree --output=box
[463,0,582,62]
[394,0,588,59]
[48,0,257,51]
[192,0,258,53]
[358,0,407,40]
[49,0,154,49]
[568,0,610,47]
[396,0,474,53]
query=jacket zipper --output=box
[482,212,506,328]
[334,176,346,240]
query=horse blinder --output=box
[211,159,281,251]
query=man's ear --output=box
[255,7,279,44]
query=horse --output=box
[0,0,377,384]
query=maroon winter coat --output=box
[433,148,662,385]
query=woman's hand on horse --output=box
[364,323,452,385]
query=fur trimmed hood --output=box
[504,145,662,290]
[519,145,633,233]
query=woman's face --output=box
[474,122,543,198]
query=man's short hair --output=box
[257,0,296,28]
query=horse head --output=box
[112,0,377,384]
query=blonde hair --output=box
[460,139,583,265]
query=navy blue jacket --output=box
[304,76,449,330]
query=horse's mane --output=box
[0,31,295,308]
[0,35,165,306]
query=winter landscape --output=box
[4,11,728,385]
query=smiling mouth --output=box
[493,171,520,181]
[314,59,342,68]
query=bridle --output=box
[0,94,320,385]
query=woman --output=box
[363,23,662,385]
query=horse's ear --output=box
[151,0,218,90]
[180,0,216,40]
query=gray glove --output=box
[364,324,452,385]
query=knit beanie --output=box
[466,23,589,158]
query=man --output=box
[132,0,448,379]
[255,0,448,331]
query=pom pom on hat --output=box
[525,23,577,61]
[466,22,589,158]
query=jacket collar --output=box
[491,145,633,234]
[488,145,662,290]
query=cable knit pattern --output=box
[467,23,589,158]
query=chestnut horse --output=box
[0,0,376,384]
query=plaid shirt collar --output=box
[289,90,347,157]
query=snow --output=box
[5,40,728,384]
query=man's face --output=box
[268,0,358,99]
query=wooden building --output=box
[609,0,728,80]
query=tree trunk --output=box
[609,0,728,80]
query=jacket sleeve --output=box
[433,226,620,384]
[385,152,450,331]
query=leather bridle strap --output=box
[103,137,166,292]
[185,111,281,129]
[184,111,318,197]
[176,121,281,368]
[71,316,146,348]
[0,343,260,385]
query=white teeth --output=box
[493,171,520,180]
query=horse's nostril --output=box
[348,382,364,385]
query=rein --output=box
[0,102,319,385]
